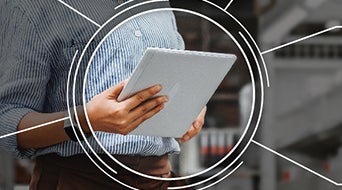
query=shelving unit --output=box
[259,0,342,189]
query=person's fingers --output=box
[124,84,162,110]
[179,131,191,143]
[105,80,126,99]
[129,96,168,120]
[179,122,202,143]
[179,106,206,143]
[198,106,207,120]
[125,103,165,134]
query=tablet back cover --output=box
[117,48,236,137]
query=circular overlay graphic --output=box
[66,0,266,189]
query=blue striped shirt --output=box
[0,0,184,159]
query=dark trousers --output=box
[30,154,189,190]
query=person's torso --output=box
[8,0,184,157]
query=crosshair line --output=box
[57,0,101,28]
[224,0,234,11]
[252,140,342,186]
[0,117,69,139]
[261,26,342,55]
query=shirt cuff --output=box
[0,107,36,159]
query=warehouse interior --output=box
[1,0,342,189]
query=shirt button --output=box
[134,30,142,37]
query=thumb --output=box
[106,80,126,99]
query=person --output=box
[0,0,206,189]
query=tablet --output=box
[117,48,236,137]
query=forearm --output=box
[16,83,166,150]
[17,108,90,149]
[17,111,69,149]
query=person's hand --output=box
[178,106,207,143]
[85,80,168,135]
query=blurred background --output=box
[1,0,342,189]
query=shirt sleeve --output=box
[0,6,51,159]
